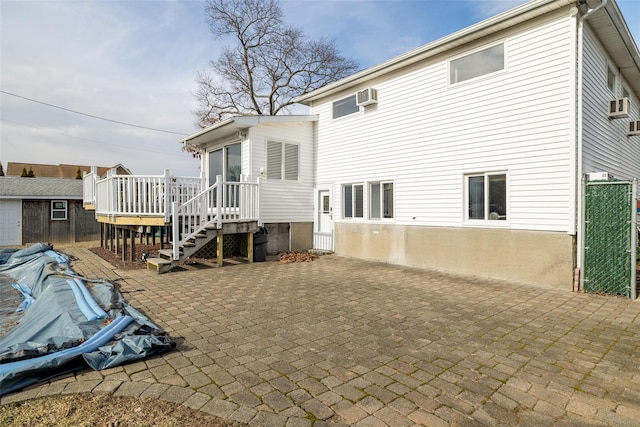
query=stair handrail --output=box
[170,175,260,261]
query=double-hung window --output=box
[267,141,299,181]
[343,184,364,218]
[466,173,507,221]
[369,182,394,219]
[51,200,68,220]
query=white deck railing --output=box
[91,169,202,222]
[82,167,97,207]
[171,175,260,260]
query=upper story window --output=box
[450,43,505,85]
[466,172,507,221]
[267,141,299,181]
[333,95,359,119]
[51,200,68,220]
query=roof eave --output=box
[180,115,318,146]
[294,0,574,104]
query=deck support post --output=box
[247,232,253,263]
[130,228,136,263]
[115,227,120,256]
[217,232,223,267]
[108,224,114,252]
[122,228,127,261]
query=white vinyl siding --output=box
[582,26,640,180]
[313,12,574,232]
[250,122,314,223]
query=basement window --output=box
[51,200,68,220]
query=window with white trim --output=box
[343,184,363,218]
[266,141,299,181]
[332,95,359,119]
[51,200,68,220]
[450,43,505,84]
[369,182,394,219]
[466,173,507,221]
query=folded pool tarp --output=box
[0,244,174,396]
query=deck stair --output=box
[146,221,259,274]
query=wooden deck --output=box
[83,169,262,271]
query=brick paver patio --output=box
[2,246,640,426]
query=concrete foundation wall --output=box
[290,222,313,252]
[335,223,575,290]
[264,222,313,254]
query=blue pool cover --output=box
[0,244,174,396]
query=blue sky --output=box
[1,0,639,176]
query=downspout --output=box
[575,0,607,292]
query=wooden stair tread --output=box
[146,257,172,265]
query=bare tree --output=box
[193,0,358,127]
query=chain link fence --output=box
[583,180,636,297]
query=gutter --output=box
[576,0,608,293]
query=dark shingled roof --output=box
[0,176,83,199]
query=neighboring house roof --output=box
[295,0,640,103]
[0,176,83,199]
[5,162,131,178]
[181,115,318,146]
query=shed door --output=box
[0,200,22,246]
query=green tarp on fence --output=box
[583,180,635,297]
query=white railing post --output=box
[164,169,171,222]
[172,201,180,260]
[257,176,262,225]
[216,175,223,228]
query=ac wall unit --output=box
[628,120,640,136]
[587,172,613,181]
[608,98,629,119]
[356,88,378,107]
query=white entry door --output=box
[314,189,334,251]
[0,200,22,246]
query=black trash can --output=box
[253,227,268,262]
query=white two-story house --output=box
[85,0,639,290]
